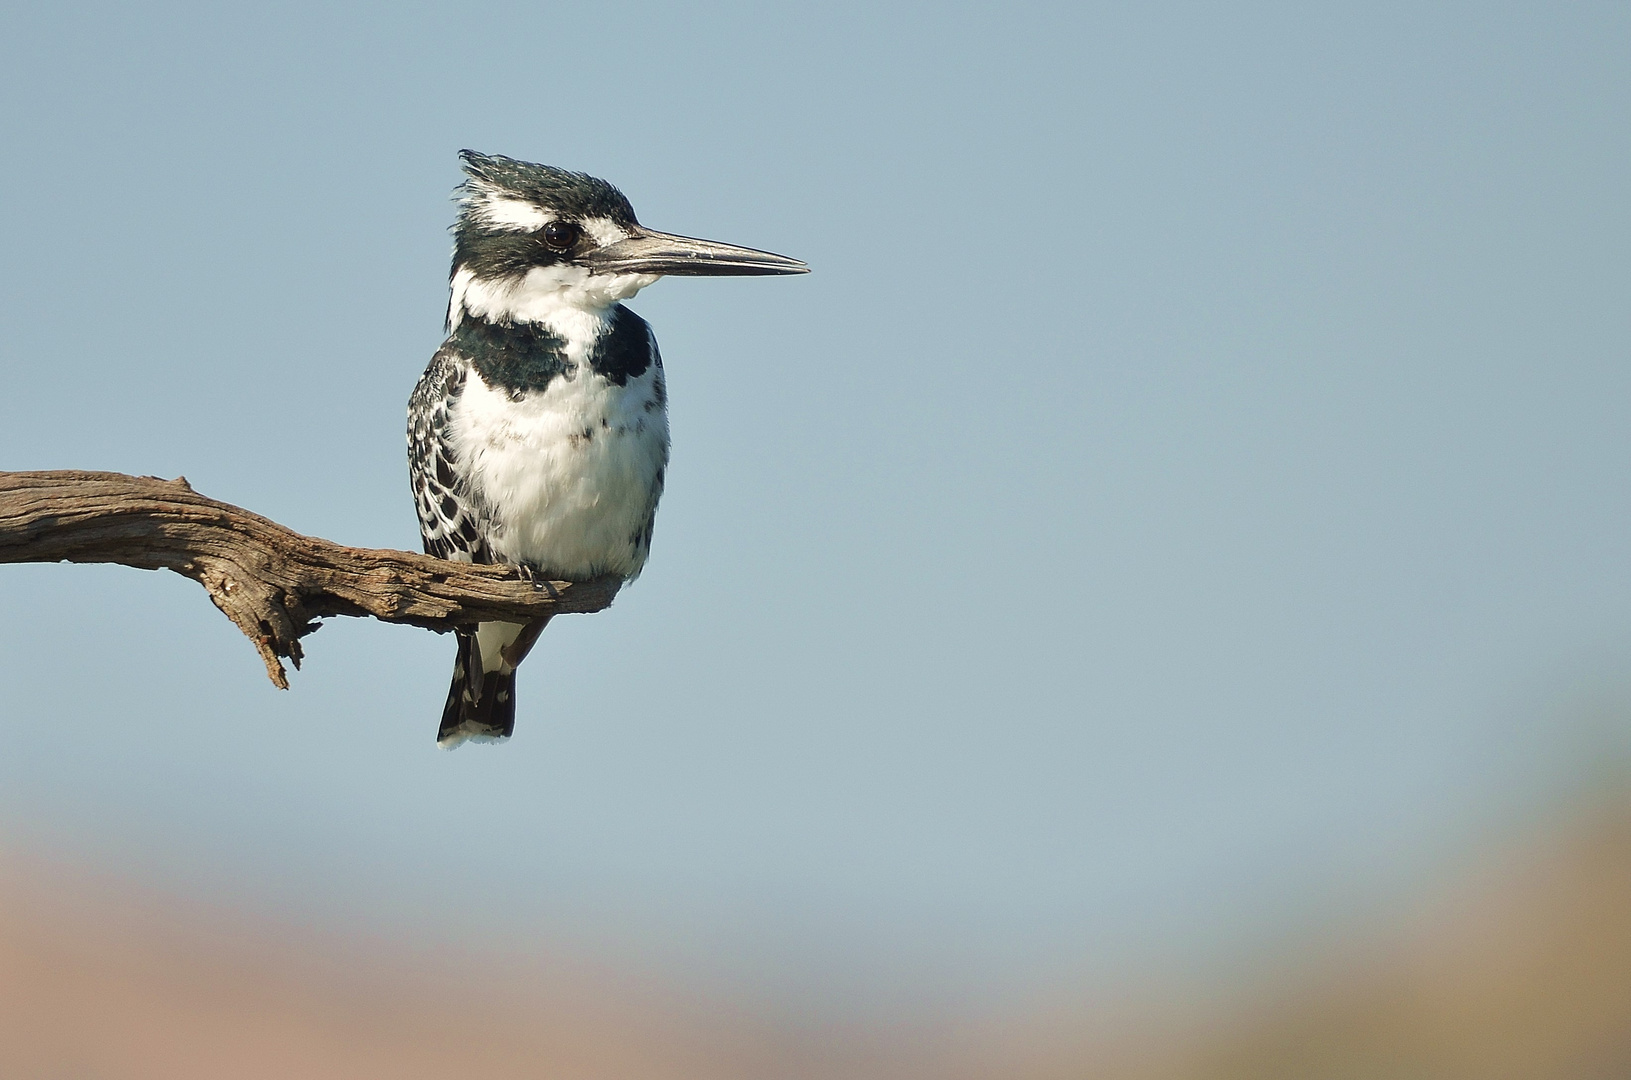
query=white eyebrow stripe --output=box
[478,196,550,232]
[580,217,629,247]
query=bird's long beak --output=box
[583,226,808,276]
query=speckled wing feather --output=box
[407,343,493,564]
[408,342,522,745]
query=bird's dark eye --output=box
[541,221,582,250]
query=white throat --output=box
[449,265,660,342]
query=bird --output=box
[408,151,807,747]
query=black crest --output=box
[457,150,637,225]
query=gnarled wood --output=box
[0,470,620,688]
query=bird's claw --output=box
[516,564,562,599]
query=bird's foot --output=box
[516,564,562,599]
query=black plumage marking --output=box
[584,304,657,386]
[451,316,571,394]
[437,630,516,743]
[450,305,654,398]
[630,463,665,556]
[407,345,492,566]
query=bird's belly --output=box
[450,365,669,579]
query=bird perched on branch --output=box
[408,151,806,747]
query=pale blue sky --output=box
[1,2,1628,1008]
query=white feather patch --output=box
[476,196,551,232]
[438,729,508,750]
[449,264,660,330]
[579,216,629,247]
[475,621,526,675]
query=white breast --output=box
[448,350,669,581]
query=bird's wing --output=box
[408,343,495,564]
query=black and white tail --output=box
[436,618,549,747]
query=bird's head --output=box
[448,150,807,328]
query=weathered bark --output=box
[0,471,620,688]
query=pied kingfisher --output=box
[408,151,806,747]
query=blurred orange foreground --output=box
[5,793,1631,1080]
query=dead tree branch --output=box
[0,470,620,688]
